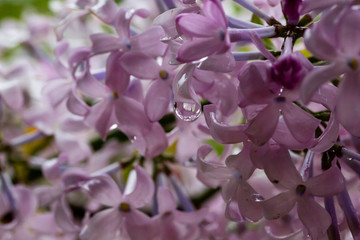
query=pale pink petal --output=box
[176,13,217,37]
[196,145,233,188]
[0,81,24,110]
[306,165,345,197]
[245,104,279,146]
[203,104,247,144]
[300,63,345,104]
[132,122,168,159]
[114,8,149,39]
[216,76,238,116]
[90,33,122,55]
[54,196,79,233]
[263,191,297,220]
[41,79,71,108]
[297,196,331,240]
[123,165,155,208]
[197,51,236,73]
[282,102,320,144]
[144,80,171,122]
[80,209,120,240]
[174,207,208,224]
[335,72,360,136]
[89,0,118,24]
[76,71,109,98]
[54,10,88,41]
[120,52,160,79]
[115,96,152,138]
[225,143,254,180]
[157,187,177,213]
[131,26,167,57]
[310,84,338,111]
[66,87,89,116]
[123,210,159,240]
[85,99,114,140]
[82,175,122,207]
[14,186,37,219]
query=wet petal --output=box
[237,181,264,222]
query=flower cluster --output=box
[0,0,360,239]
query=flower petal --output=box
[306,165,345,197]
[282,102,320,144]
[157,187,177,213]
[245,103,279,146]
[120,52,160,80]
[80,209,120,240]
[263,191,297,220]
[237,181,264,222]
[297,196,331,240]
[144,80,171,122]
[123,165,155,208]
[82,175,122,207]
[176,13,217,37]
[335,72,360,136]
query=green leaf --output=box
[204,139,224,156]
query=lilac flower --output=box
[175,0,230,62]
[262,149,345,239]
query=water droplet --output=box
[250,194,264,202]
[348,158,353,161]
[174,102,201,122]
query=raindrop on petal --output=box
[174,101,201,122]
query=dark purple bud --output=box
[270,54,304,90]
[282,0,303,25]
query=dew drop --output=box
[174,102,201,122]
[250,193,264,203]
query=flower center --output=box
[295,184,306,196]
[118,202,131,212]
[112,91,119,99]
[347,58,358,70]
[0,211,15,224]
[159,70,169,80]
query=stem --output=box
[227,16,263,29]
[169,175,195,212]
[337,188,360,239]
[342,147,360,161]
[233,51,265,61]
[228,26,276,42]
[300,150,314,181]
[324,196,341,240]
[9,131,44,147]
[233,0,272,22]
[282,36,293,55]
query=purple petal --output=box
[82,175,122,207]
[203,0,227,29]
[335,72,360,136]
[66,86,89,116]
[237,181,264,222]
[300,63,345,104]
[80,209,120,240]
[197,51,235,73]
[282,102,320,143]
[104,51,130,94]
[0,81,24,110]
[263,191,297,220]
[114,8,149,39]
[90,33,122,55]
[55,196,79,233]
[203,104,247,144]
[85,99,114,140]
[297,196,331,240]
[176,13,217,37]
[157,187,177,213]
[123,165,155,208]
[131,26,167,57]
[306,165,345,197]
[263,146,302,189]
[245,104,279,146]
[120,52,160,79]
[144,80,171,122]
[176,38,225,63]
